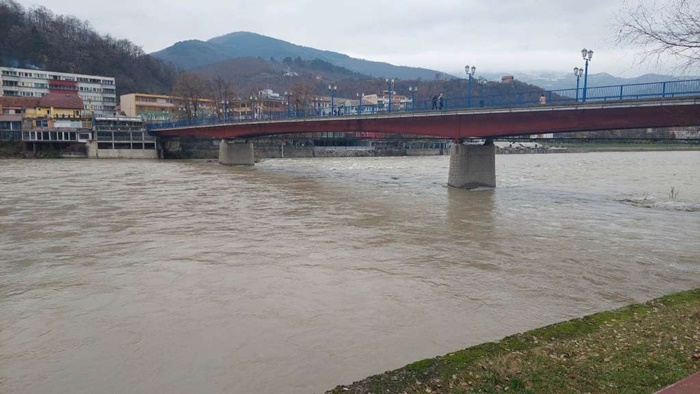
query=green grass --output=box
[327,289,700,393]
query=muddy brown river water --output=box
[1,151,699,393]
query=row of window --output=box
[22,131,80,141]
[96,131,155,142]
[9,81,50,89]
[0,130,20,141]
[2,69,114,85]
[83,104,116,111]
[2,90,37,97]
[50,84,78,91]
[79,86,113,93]
[0,121,21,130]
[82,95,114,101]
[98,142,156,150]
[136,96,174,104]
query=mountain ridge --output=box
[151,31,453,80]
[152,31,696,91]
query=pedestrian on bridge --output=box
[432,95,438,110]
[539,94,547,105]
[438,94,444,110]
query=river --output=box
[1,151,699,393]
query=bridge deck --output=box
[155,97,700,140]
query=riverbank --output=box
[541,141,700,152]
[0,141,25,158]
[327,288,700,393]
[162,141,700,160]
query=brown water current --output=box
[1,151,699,393]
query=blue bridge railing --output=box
[147,79,700,131]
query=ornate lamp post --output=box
[249,95,257,119]
[408,86,417,111]
[573,66,584,102]
[328,84,337,115]
[284,91,292,118]
[477,78,486,107]
[581,48,593,102]
[465,64,476,107]
[385,78,395,112]
[220,100,229,122]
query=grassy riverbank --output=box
[327,289,700,393]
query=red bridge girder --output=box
[156,98,700,140]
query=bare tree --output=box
[173,72,206,121]
[290,82,314,116]
[616,0,700,71]
[207,76,235,120]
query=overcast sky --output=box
[22,0,687,78]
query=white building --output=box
[0,66,117,115]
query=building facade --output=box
[88,116,158,159]
[120,93,219,122]
[0,66,117,115]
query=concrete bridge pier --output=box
[448,140,496,189]
[219,139,255,166]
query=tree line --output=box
[0,0,177,96]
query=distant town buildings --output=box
[0,67,156,158]
[0,66,117,115]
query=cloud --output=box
[24,0,687,77]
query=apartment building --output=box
[120,92,287,122]
[121,93,184,121]
[0,66,117,115]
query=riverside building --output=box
[0,66,117,115]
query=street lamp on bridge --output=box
[465,65,476,107]
[220,100,229,122]
[314,97,322,116]
[573,66,584,102]
[249,95,257,119]
[284,91,292,118]
[581,48,593,102]
[477,78,486,107]
[385,78,395,112]
[328,84,337,115]
[408,86,418,111]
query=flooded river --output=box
[1,151,699,393]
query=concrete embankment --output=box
[254,147,442,159]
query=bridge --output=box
[150,79,700,189]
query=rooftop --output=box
[39,93,83,110]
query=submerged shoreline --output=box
[326,288,700,393]
[1,140,698,160]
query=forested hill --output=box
[0,0,177,96]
